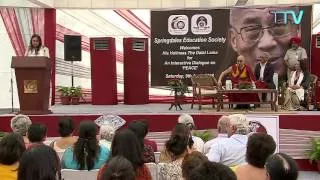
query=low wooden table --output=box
[217,88,278,112]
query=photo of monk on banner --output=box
[228,7,304,81]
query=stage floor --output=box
[29,103,320,115]
[1,103,320,116]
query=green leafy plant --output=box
[168,79,189,96]
[0,132,7,141]
[307,138,320,162]
[69,86,82,97]
[192,130,215,142]
[57,86,70,97]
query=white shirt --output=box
[206,134,248,167]
[259,63,266,80]
[203,134,228,154]
[192,136,204,153]
[25,46,50,58]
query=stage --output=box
[0,103,320,171]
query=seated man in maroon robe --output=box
[218,55,259,109]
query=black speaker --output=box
[64,35,81,61]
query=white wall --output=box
[0,17,20,109]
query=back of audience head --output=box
[0,133,26,165]
[74,121,99,170]
[58,117,74,137]
[111,129,144,170]
[166,123,193,157]
[10,114,32,136]
[187,161,237,180]
[227,114,249,136]
[18,144,61,180]
[100,124,115,142]
[178,114,196,130]
[265,153,298,180]
[102,156,135,180]
[27,123,47,143]
[128,120,148,147]
[246,133,276,168]
[182,151,208,179]
[217,116,230,134]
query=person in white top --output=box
[203,116,229,155]
[178,114,204,153]
[25,34,50,58]
[206,114,249,167]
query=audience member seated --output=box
[283,60,310,111]
[187,161,237,180]
[182,151,208,179]
[18,144,61,180]
[265,153,298,180]
[141,121,158,152]
[62,121,109,170]
[159,123,194,180]
[97,129,151,180]
[207,114,249,166]
[128,121,155,163]
[235,133,276,180]
[27,123,47,148]
[10,114,32,145]
[203,116,229,154]
[99,124,115,149]
[178,114,204,152]
[50,117,77,152]
[102,156,135,180]
[0,133,26,180]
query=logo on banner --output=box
[168,15,188,35]
[269,10,304,24]
[191,14,212,34]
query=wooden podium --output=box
[11,56,52,114]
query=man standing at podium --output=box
[25,34,50,58]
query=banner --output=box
[247,115,280,152]
[151,6,312,86]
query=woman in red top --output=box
[218,55,258,109]
[97,129,151,180]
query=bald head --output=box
[217,116,230,134]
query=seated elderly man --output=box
[178,114,204,152]
[99,124,115,149]
[206,114,249,167]
[203,116,229,154]
[10,114,32,145]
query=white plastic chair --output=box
[145,162,158,180]
[61,169,99,180]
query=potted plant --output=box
[192,130,215,142]
[307,138,320,171]
[57,86,71,105]
[69,86,82,105]
[168,79,189,103]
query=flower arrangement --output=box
[57,86,82,105]
[168,79,189,96]
[238,81,253,89]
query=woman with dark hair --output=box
[265,153,298,180]
[128,121,155,163]
[97,129,151,180]
[62,121,109,170]
[182,151,208,179]
[27,123,47,146]
[0,133,26,180]
[18,144,61,180]
[158,123,194,180]
[283,60,310,110]
[102,156,135,180]
[50,117,77,151]
[25,34,50,58]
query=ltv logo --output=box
[269,10,304,25]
